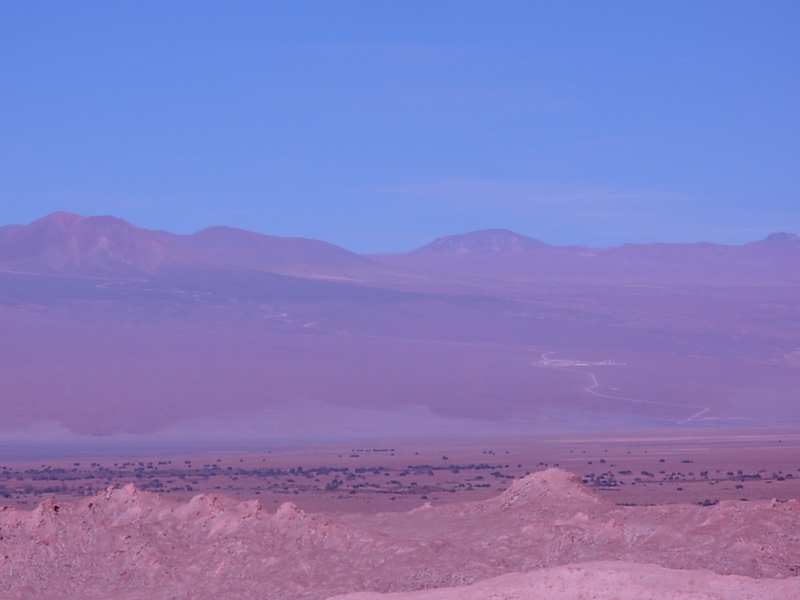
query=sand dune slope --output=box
[328,562,800,600]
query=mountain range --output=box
[2,212,799,284]
[1,212,799,441]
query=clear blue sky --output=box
[2,1,798,252]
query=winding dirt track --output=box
[535,352,711,424]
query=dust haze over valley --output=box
[2,212,799,445]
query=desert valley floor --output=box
[4,433,800,512]
[3,433,800,600]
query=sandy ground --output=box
[3,430,800,514]
[328,563,800,600]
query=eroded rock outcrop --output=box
[1,469,799,599]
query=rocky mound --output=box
[1,469,799,599]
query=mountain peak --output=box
[32,211,86,229]
[415,229,550,255]
[763,232,800,243]
[1,212,197,276]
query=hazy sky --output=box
[2,2,798,252]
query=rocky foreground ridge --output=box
[1,468,799,599]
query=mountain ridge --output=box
[413,228,552,254]
[0,212,204,277]
[3,211,799,288]
[3,211,798,259]
[764,231,800,243]
[159,224,380,280]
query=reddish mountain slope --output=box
[0,212,204,277]
[161,225,382,280]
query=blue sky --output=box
[2,1,798,252]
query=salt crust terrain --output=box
[2,469,799,599]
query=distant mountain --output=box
[0,213,391,283]
[2,214,798,287]
[414,229,551,254]
[0,224,24,234]
[1,212,800,439]
[764,232,800,242]
[0,212,204,277]
[373,232,800,286]
[161,226,379,280]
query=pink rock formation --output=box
[1,469,798,599]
